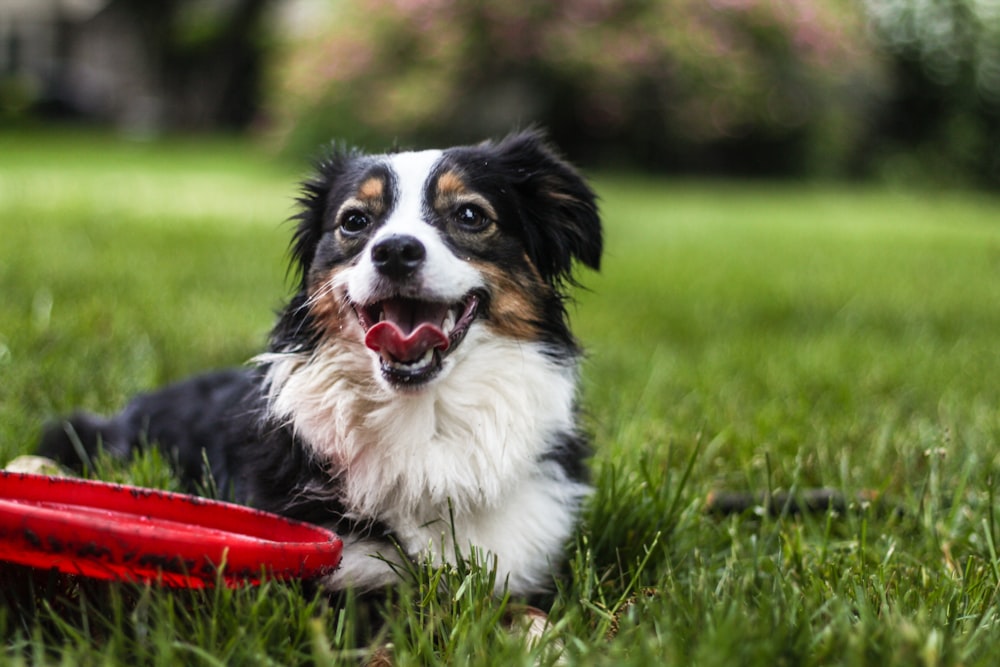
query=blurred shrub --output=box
[265,0,883,176]
[264,0,999,186]
[865,0,1000,187]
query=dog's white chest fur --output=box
[264,328,589,594]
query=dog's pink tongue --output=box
[365,321,449,361]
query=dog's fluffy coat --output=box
[39,130,602,597]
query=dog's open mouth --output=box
[353,292,481,385]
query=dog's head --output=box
[275,129,602,389]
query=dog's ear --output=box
[491,129,602,285]
[290,144,361,289]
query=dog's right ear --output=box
[290,144,362,289]
[489,129,603,287]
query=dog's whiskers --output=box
[279,280,342,342]
[298,281,337,314]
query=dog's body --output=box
[39,130,602,598]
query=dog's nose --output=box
[371,234,426,280]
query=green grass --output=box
[2,129,1000,665]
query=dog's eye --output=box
[340,210,370,235]
[454,204,490,232]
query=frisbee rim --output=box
[0,471,342,586]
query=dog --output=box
[38,129,602,599]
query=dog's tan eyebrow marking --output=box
[337,175,388,222]
[436,170,468,197]
[434,171,497,220]
[358,176,385,202]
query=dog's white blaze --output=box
[384,150,440,230]
[344,150,483,306]
[265,328,587,594]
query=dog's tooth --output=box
[442,312,455,335]
[408,349,433,368]
[387,348,435,372]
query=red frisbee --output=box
[0,471,342,588]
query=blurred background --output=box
[1,0,998,187]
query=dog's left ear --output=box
[492,130,603,285]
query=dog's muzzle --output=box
[353,234,482,386]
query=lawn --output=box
[2,129,1000,665]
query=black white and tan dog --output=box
[39,129,603,598]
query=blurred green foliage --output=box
[264,0,999,187]
[266,0,880,176]
[866,0,1000,188]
